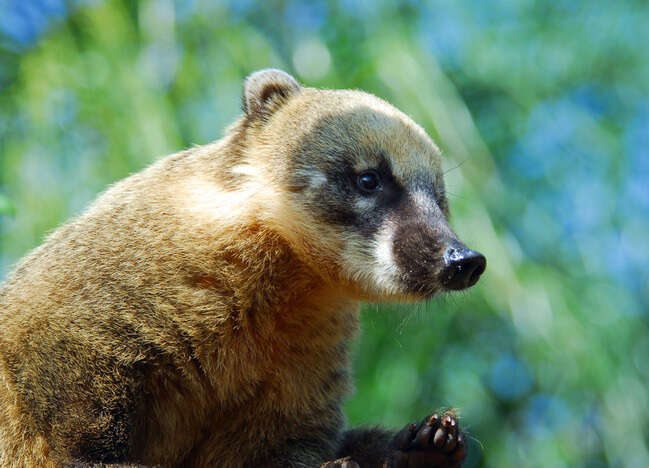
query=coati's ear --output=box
[243,69,301,120]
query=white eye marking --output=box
[354,197,375,211]
[309,172,327,189]
[412,190,435,213]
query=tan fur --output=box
[0,70,477,467]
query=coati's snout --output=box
[391,204,486,298]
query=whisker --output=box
[465,432,485,452]
[397,307,414,335]
[443,159,468,175]
[444,190,470,201]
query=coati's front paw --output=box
[390,411,466,468]
[321,456,360,467]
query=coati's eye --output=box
[356,170,382,194]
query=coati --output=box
[0,69,486,467]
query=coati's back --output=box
[0,150,207,464]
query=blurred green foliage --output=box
[1,1,648,467]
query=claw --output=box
[442,414,455,428]
[393,411,467,467]
[443,432,457,452]
[426,413,440,426]
[433,427,447,448]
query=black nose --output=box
[442,246,486,291]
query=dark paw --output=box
[390,411,466,468]
[321,456,360,468]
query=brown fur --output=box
[0,69,482,467]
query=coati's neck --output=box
[185,221,359,394]
[217,223,350,328]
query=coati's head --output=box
[239,69,486,302]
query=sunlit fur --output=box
[0,70,463,467]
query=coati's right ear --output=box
[243,69,301,120]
